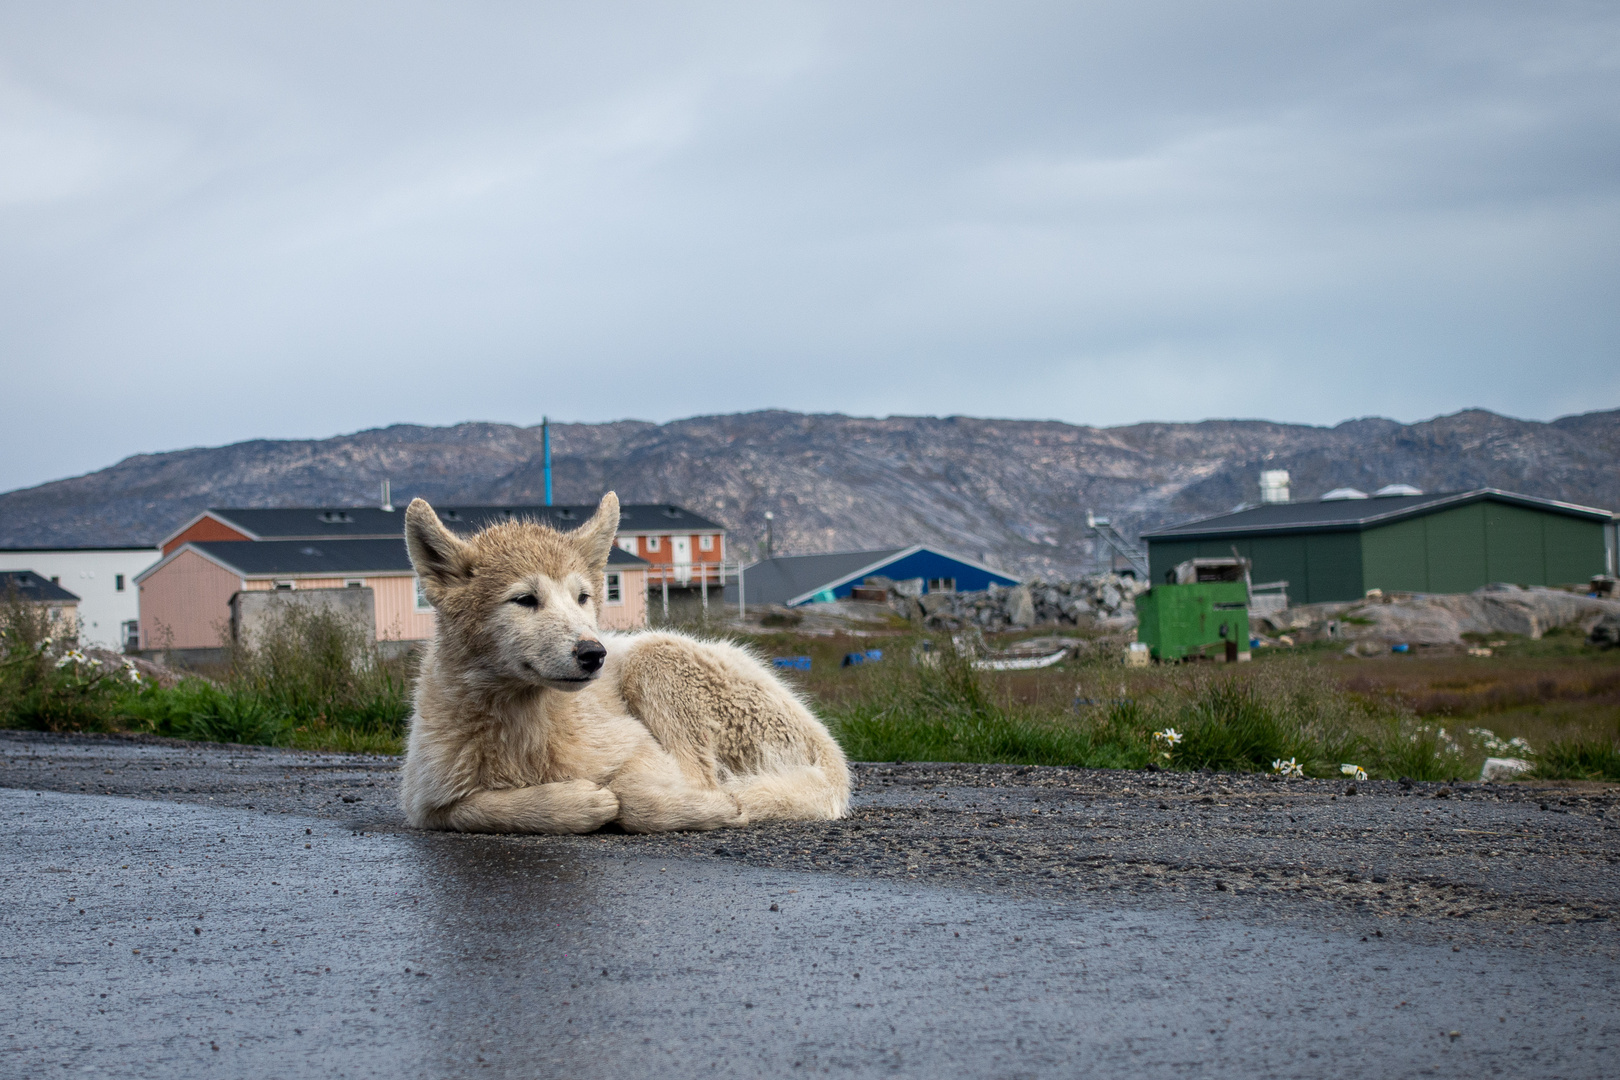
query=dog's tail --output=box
[726,723,851,821]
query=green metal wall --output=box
[1146,532,1362,605]
[1359,501,1607,592]
[1150,500,1611,605]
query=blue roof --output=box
[729,546,1018,607]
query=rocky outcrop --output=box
[1259,585,1620,648]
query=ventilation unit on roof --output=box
[555,508,576,520]
[1321,488,1369,501]
[319,510,353,523]
[1373,484,1423,497]
[663,507,682,518]
[1259,470,1291,504]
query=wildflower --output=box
[123,661,143,685]
[1271,758,1304,778]
[1339,763,1368,781]
[54,649,87,668]
[1152,728,1184,747]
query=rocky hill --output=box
[2,408,1615,577]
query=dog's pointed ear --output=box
[574,492,620,574]
[405,498,471,591]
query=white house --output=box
[0,546,161,650]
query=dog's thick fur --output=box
[399,493,850,833]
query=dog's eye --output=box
[577,592,590,606]
[511,594,540,609]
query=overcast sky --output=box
[2,1,1617,492]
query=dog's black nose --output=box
[573,639,607,674]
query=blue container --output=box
[865,649,883,662]
[773,656,812,671]
[1391,643,1410,653]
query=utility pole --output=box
[764,511,774,559]
[542,417,553,507]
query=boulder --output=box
[1006,586,1036,627]
[1480,757,1534,782]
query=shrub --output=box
[1535,738,1620,781]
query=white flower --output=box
[1272,758,1304,778]
[54,649,87,668]
[1340,763,1368,781]
[123,662,143,685]
[1152,728,1184,747]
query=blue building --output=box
[727,546,1019,608]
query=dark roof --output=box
[0,570,80,603]
[739,549,909,607]
[1142,488,1615,542]
[174,538,649,578]
[176,503,724,544]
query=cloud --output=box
[0,0,1616,492]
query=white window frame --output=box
[698,534,714,551]
[645,535,661,552]
[616,536,638,555]
[604,572,623,605]
[344,578,365,589]
[273,580,295,591]
[414,577,433,611]
[927,577,956,593]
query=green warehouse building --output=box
[1142,488,1617,605]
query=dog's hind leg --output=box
[610,746,746,833]
[429,779,620,834]
[725,762,849,822]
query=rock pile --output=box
[1257,584,1620,649]
[876,574,1150,632]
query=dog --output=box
[398,492,850,833]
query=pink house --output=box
[135,538,649,651]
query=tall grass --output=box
[1535,738,1620,781]
[1,593,412,753]
[821,637,1469,779]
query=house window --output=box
[115,574,125,592]
[698,534,714,552]
[645,536,661,552]
[927,578,956,593]
[617,536,638,556]
[605,572,622,604]
[345,579,364,589]
[273,580,295,591]
[415,577,433,611]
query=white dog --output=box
[399,492,849,833]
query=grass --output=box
[7,587,1617,782]
[0,592,411,754]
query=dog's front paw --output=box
[564,778,620,831]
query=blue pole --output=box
[543,417,553,506]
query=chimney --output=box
[1260,470,1290,504]
[380,479,393,512]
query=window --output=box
[115,574,125,592]
[414,577,433,611]
[345,579,364,589]
[927,578,956,593]
[698,534,714,552]
[50,576,60,585]
[273,580,295,591]
[616,536,638,556]
[645,536,661,552]
[605,572,622,604]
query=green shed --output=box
[1141,489,1616,606]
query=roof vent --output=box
[300,546,322,557]
[1259,470,1290,505]
[1321,488,1369,501]
[1373,484,1423,497]
[318,510,353,523]
[443,510,459,521]
[555,508,576,520]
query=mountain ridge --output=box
[2,407,1615,577]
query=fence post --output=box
[738,562,746,619]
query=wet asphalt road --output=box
[3,732,1619,1078]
